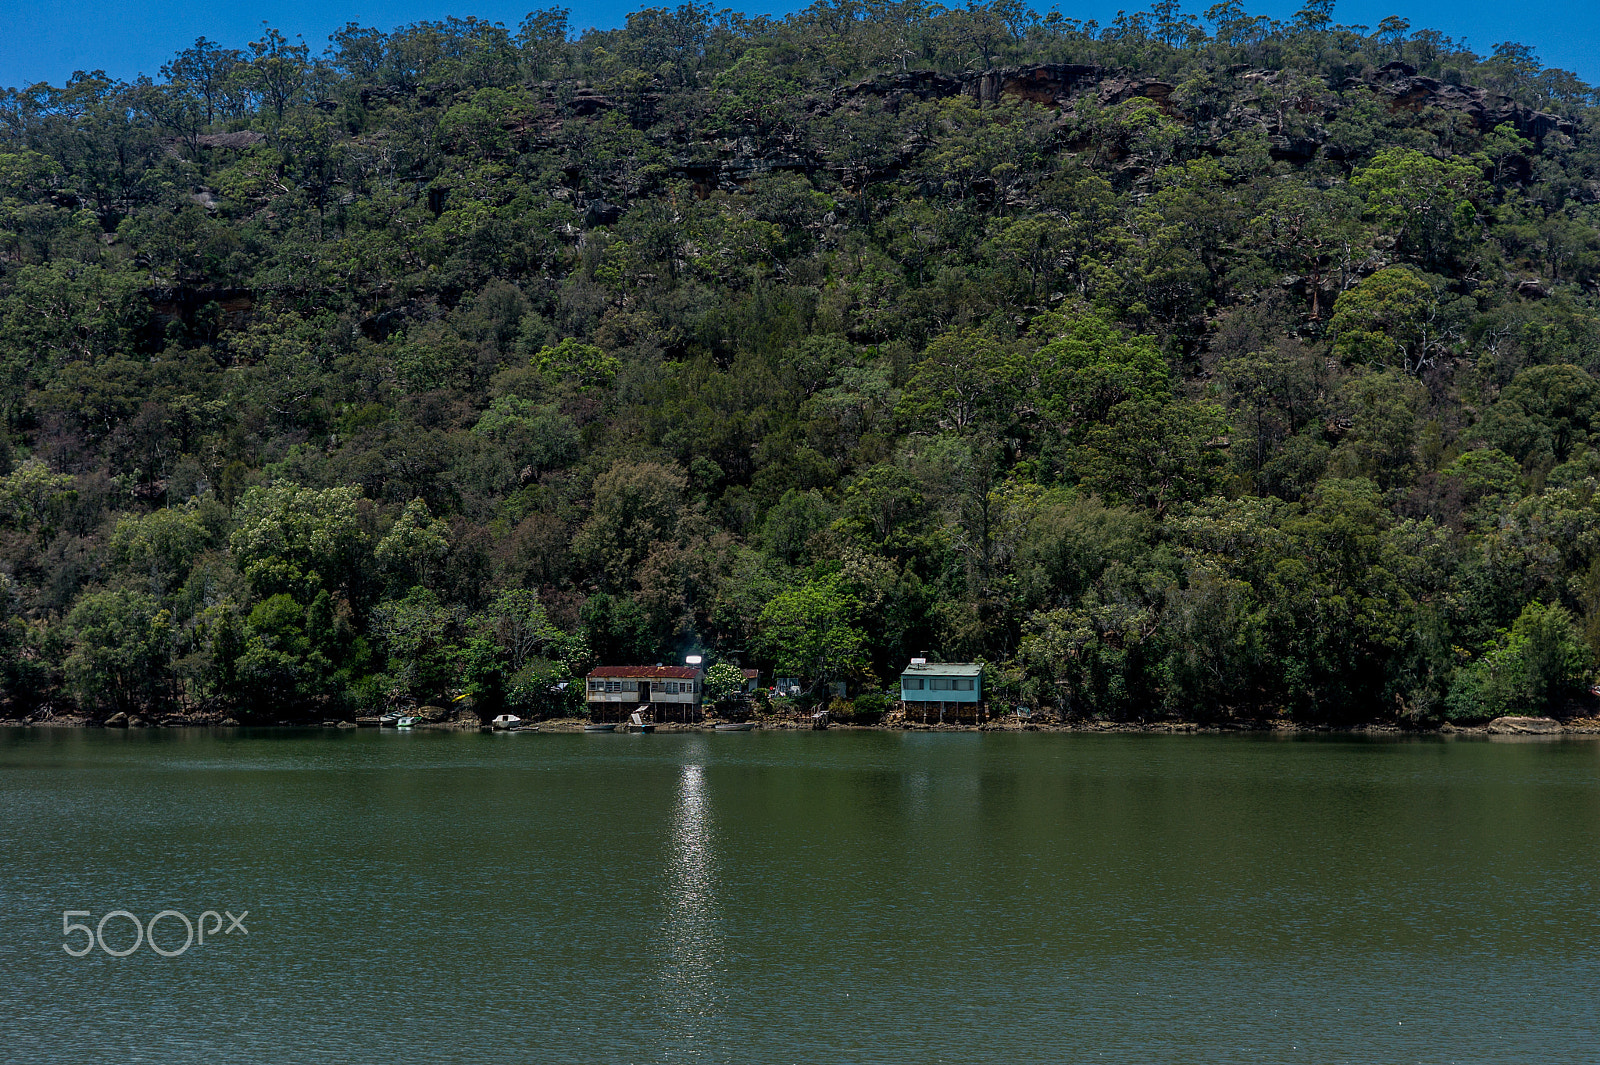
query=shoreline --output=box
[6,714,1600,737]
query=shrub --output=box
[1446,602,1587,721]
[850,691,889,723]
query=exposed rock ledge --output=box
[1484,716,1564,734]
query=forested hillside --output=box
[4,1,1600,724]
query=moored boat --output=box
[584,722,617,732]
[714,721,755,731]
[491,714,522,730]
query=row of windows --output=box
[587,679,699,694]
[902,677,976,691]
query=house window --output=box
[902,677,924,690]
[606,680,622,693]
[668,681,680,694]
[953,679,975,691]
[588,679,602,692]
[931,678,953,691]
[622,680,637,692]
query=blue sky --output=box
[1,0,1595,89]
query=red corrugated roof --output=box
[588,665,702,679]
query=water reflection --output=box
[656,760,724,1042]
[903,768,931,820]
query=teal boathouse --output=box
[899,660,984,723]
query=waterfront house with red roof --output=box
[585,665,704,720]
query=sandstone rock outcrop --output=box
[1485,716,1563,734]
[831,59,1574,153]
[1350,61,1575,144]
[195,130,266,150]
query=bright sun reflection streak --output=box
[658,761,722,1029]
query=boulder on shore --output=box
[1486,716,1562,734]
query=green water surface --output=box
[2,727,1597,1063]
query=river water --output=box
[2,727,1598,1063]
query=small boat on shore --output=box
[395,716,416,729]
[491,714,522,730]
[629,711,655,734]
[584,722,617,732]
[714,722,755,732]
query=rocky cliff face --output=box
[833,58,1575,149]
[836,63,1176,114]
[634,57,1588,203]
[1350,61,1575,142]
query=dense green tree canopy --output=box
[4,2,1600,724]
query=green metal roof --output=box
[900,661,983,677]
